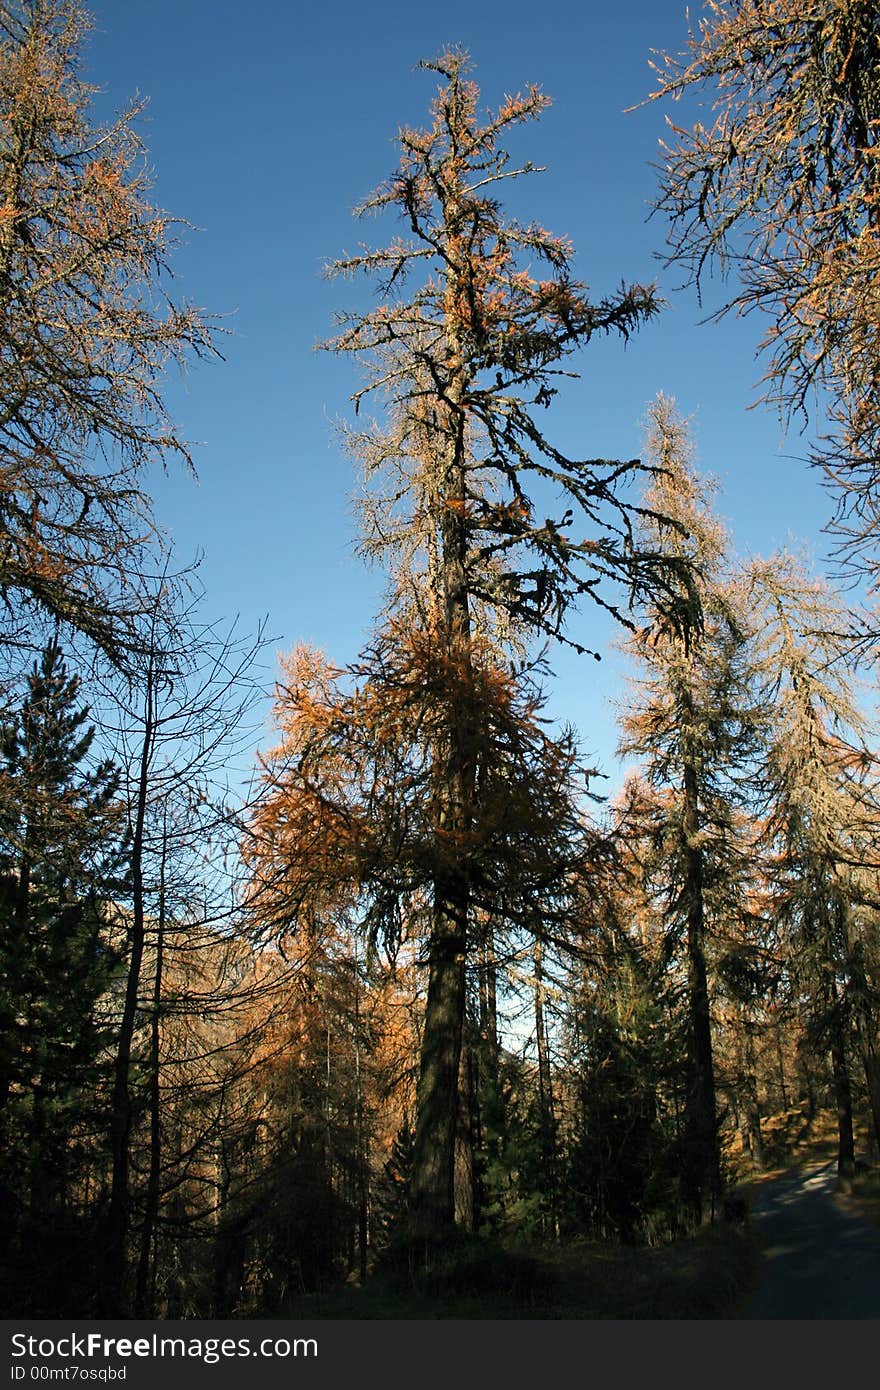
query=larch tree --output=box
[247,629,587,1248]
[746,552,880,1171]
[0,0,213,666]
[268,48,689,1246]
[618,396,756,1223]
[646,1,880,574]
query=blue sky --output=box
[83,0,840,789]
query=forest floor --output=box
[279,1107,878,1320]
[282,1221,758,1319]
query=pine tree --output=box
[0,640,126,1313]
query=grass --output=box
[837,1166,880,1227]
[280,1224,760,1320]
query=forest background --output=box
[2,0,879,1322]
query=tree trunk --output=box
[774,1021,789,1110]
[476,926,502,1206]
[843,919,880,1156]
[409,338,474,1246]
[353,951,369,1283]
[830,1038,855,1179]
[104,659,156,1313]
[824,957,855,1179]
[681,762,720,1223]
[479,928,498,1061]
[409,881,467,1243]
[861,1045,880,1159]
[534,938,558,1235]
[454,1033,479,1232]
[136,811,166,1315]
[743,1020,764,1170]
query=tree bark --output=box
[454,1033,479,1233]
[409,885,467,1242]
[534,938,558,1234]
[743,1019,764,1170]
[861,1045,880,1158]
[104,657,156,1313]
[408,311,475,1245]
[681,761,720,1223]
[830,1037,855,1179]
[135,808,166,1314]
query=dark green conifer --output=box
[0,642,126,1313]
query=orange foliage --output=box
[245,618,579,960]
[0,0,213,658]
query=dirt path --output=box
[742,1160,880,1318]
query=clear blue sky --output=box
[83,0,839,788]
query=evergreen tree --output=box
[0,641,126,1313]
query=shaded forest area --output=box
[1,0,879,1319]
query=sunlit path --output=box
[744,1162,880,1319]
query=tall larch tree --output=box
[746,553,880,1171]
[255,48,683,1248]
[618,396,755,1223]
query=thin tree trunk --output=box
[861,1044,880,1158]
[775,1021,789,1110]
[476,926,501,1203]
[842,919,880,1155]
[104,656,156,1313]
[830,1037,856,1179]
[136,808,167,1314]
[480,928,498,1062]
[743,1020,764,1170]
[454,1034,479,1232]
[534,938,558,1234]
[681,761,720,1223]
[825,949,855,1179]
[353,951,369,1283]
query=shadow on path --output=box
[742,1160,880,1318]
